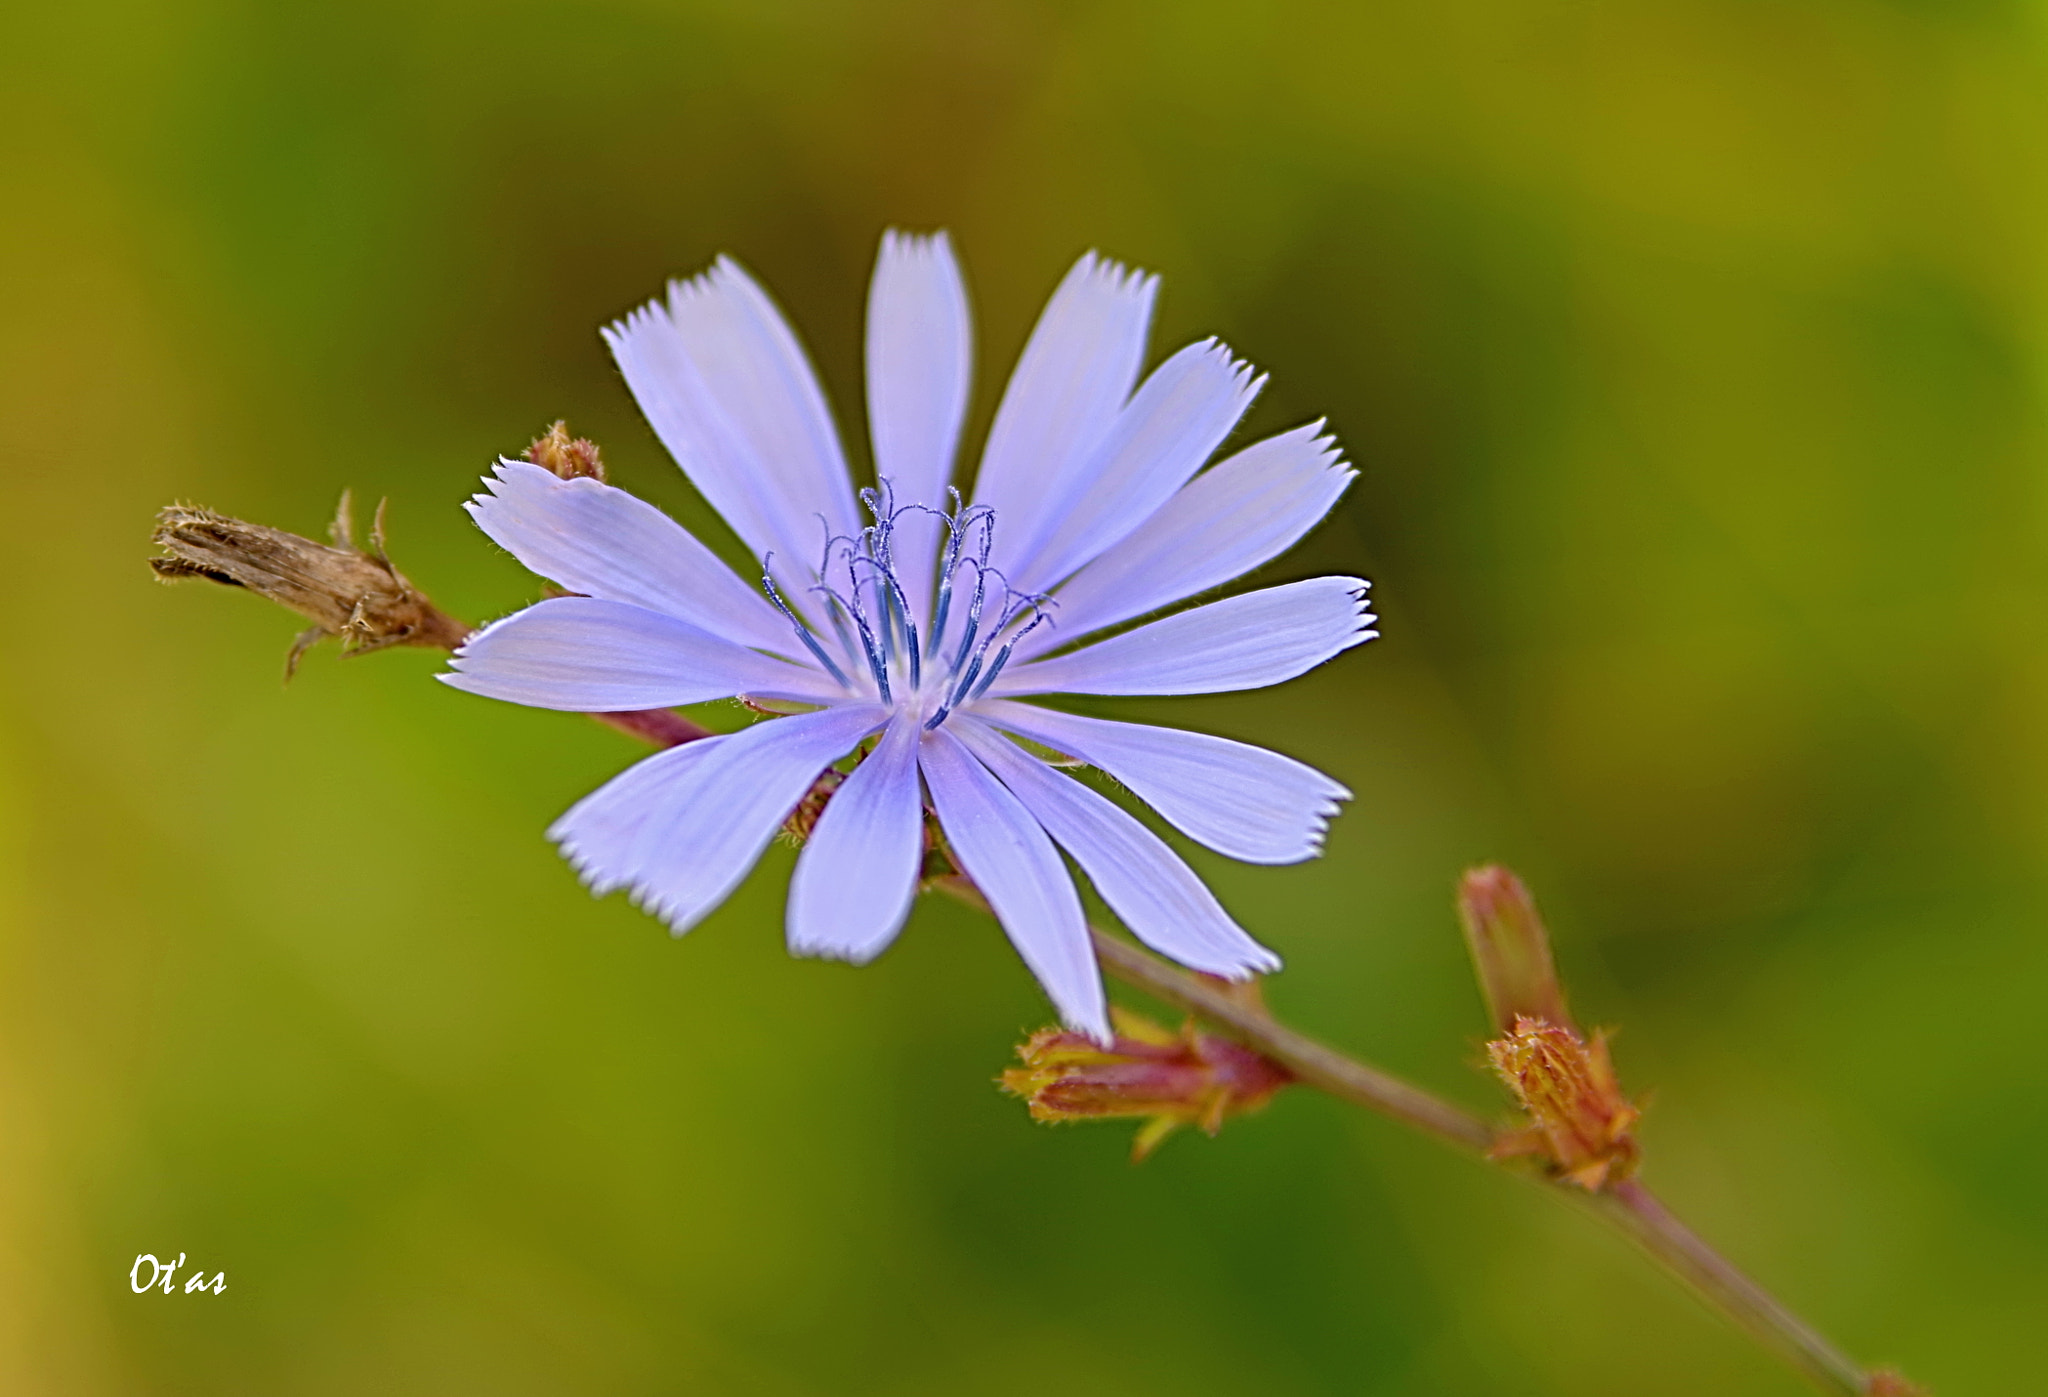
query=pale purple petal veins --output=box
[603,257,861,611]
[970,699,1351,865]
[468,460,796,654]
[553,704,890,935]
[972,253,1157,566]
[866,230,972,626]
[952,717,1279,978]
[548,737,728,895]
[1017,424,1354,658]
[604,300,792,574]
[990,576,1375,698]
[439,596,845,711]
[1013,340,1264,595]
[663,257,861,541]
[786,712,926,964]
[920,729,1109,1042]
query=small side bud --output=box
[523,421,606,481]
[1000,1008,1293,1161]
[150,495,469,676]
[1458,864,1572,1034]
[780,768,845,844]
[1487,1015,1641,1190]
[1864,1372,1926,1396]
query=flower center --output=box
[759,485,1052,728]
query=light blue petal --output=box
[786,712,926,964]
[1014,340,1263,594]
[972,253,1156,575]
[552,704,890,935]
[604,257,861,606]
[990,576,1375,698]
[548,737,727,895]
[1017,424,1353,659]
[920,729,1108,1042]
[953,717,1279,978]
[866,230,972,624]
[970,699,1350,865]
[467,460,794,654]
[440,597,844,710]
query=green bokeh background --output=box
[4,1,2044,1391]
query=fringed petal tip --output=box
[785,934,890,967]
[1344,578,1379,649]
[1219,950,1284,979]
[1184,941,1285,981]
[1286,787,1355,862]
[435,625,492,684]
[662,254,762,317]
[600,292,676,353]
[468,456,579,505]
[633,892,699,938]
[880,226,956,262]
[1071,248,1160,303]
[598,308,642,352]
[555,843,627,899]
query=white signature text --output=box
[130,1253,226,1295]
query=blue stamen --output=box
[816,583,891,703]
[967,611,1051,702]
[950,561,990,673]
[763,488,1059,731]
[948,653,985,708]
[761,558,853,689]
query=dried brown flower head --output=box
[150,492,469,675]
[1487,1015,1641,1191]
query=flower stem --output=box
[930,877,1884,1397]
[147,498,1906,1395]
[1591,1181,1873,1395]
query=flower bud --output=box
[523,421,606,481]
[1458,864,1572,1034]
[780,767,845,843]
[150,493,469,675]
[1001,1009,1293,1160]
[1487,1015,1641,1190]
[1864,1371,1926,1396]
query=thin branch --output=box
[147,508,1906,1395]
[1594,1182,1874,1395]
[948,877,1492,1154]
[930,876,1881,1396]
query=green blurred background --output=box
[3,0,2044,1391]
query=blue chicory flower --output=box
[442,231,1374,1040]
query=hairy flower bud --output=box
[150,493,469,675]
[1458,864,1572,1034]
[523,420,606,481]
[1001,1008,1293,1160]
[780,767,845,843]
[1487,1015,1641,1191]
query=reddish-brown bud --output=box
[1864,1371,1927,1396]
[523,421,606,481]
[1487,1015,1641,1191]
[1001,1009,1294,1160]
[1458,864,1573,1034]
